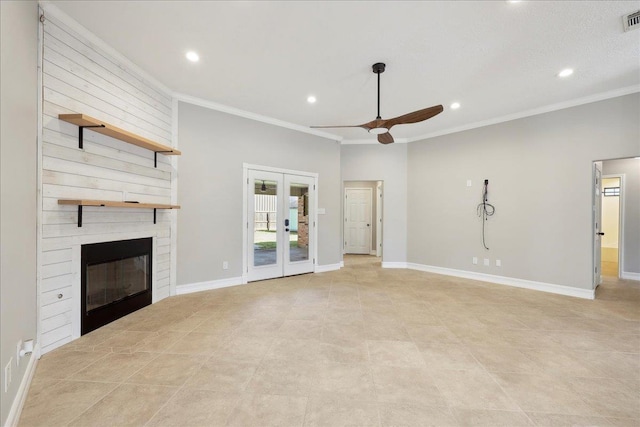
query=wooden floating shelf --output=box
[58,113,181,166]
[58,199,180,227]
[58,200,180,209]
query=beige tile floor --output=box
[19,256,640,426]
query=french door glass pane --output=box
[254,179,278,266]
[289,183,309,262]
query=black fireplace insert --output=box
[81,238,152,335]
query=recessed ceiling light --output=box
[185,51,199,62]
[450,102,461,110]
[307,95,317,104]
[558,68,574,78]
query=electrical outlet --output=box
[466,179,472,187]
[484,258,490,266]
[472,257,478,265]
[496,259,501,267]
[16,340,22,367]
[222,261,229,270]
[4,359,11,392]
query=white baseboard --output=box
[404,263,594,300]
[176,276,243,295]
[4,344,40,427]
[381,262,408,269]
[621,271,640,281]
[315,262,342,273]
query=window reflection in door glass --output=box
[289,183,309,262]
[254,179,278,266]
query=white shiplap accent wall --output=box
[39,12,176,354]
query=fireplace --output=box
[81,238,152,335]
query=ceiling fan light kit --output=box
[311,62,443,144]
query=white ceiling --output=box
[50,1,640,143]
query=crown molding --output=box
[174,93,343,142]
[36,2,639,146]
[408,85,640,143]
[39,1,174,98]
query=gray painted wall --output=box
[407,93,640,290]
[0,1,38,424]
[177,102,342,286]
[602,158,640,276]
[341,144,407,263]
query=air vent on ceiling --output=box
[623,10,640,32]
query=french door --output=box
[247,169,315,281]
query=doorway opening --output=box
[343,181,383,257]
[243,165,317,282]
[601,176,621,278]
[593,156,639,292]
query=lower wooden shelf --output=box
[58,199,180,227]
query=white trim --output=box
[39,2,173,97]
[175,93,342,141]
[376,181,383,257]
[243,163,319,179]
[242,166,248,283]
[406,85,640,143]
[4,344,40,427]
[404,263,595,300]
[314,263,342,273]
[621,271,640,281]
[176,277,243,295]
[170,98,179,296]
[36,4,45,358]
[381,262,408,269]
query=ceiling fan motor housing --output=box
[372,62,386,74]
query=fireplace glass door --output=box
[86,255,149,312]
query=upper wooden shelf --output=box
[58,113,181,156]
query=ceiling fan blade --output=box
[310,125,367,129]
[378,132,394,144]
[384,105,444,129]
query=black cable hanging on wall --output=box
[476,179,495,250]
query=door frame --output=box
[376,181,383,257]
[602,173,625,278]
[343,187,373,255]
[593,162,603,289]
[242,163,318,284]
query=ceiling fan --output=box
[311,63,443,144]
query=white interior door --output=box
[593,162,603,288]
[248,169,315,281]
[345,188,372,254]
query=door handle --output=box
[284,219,289,226]
[597,232,605,236]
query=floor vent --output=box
[623,10,640,32]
